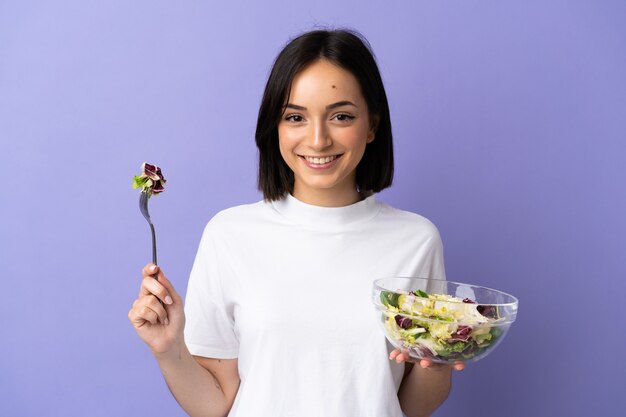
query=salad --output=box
[132,162,166,197]
[380,289,504,362]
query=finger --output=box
[128,294,170,326]
[151,270,182,304]
[142,263,159,278]
[419,359,461,371]
[139,276,173,305]
[131,304,160,326]
[397,349,413,363]
[391,350,409,363]
[145,295,169,325]
[139,264,180,304]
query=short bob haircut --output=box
[255,29,394,201]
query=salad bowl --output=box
[373,277,518,364]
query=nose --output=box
[308,119,332,150]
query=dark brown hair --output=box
[256,29,394,201]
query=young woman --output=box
[128,29,464,417]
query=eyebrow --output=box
[284,101,357,111]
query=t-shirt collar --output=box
[271,193,381,229]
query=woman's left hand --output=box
[389,348,465,371]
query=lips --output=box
[303,155,339,164]
[298,154,343,169]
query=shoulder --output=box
[211,200,269,222]
[201,199,275,236]
[376,201,441,237]
[371,200,444,250]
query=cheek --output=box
[337,124,371,151]
[277,128,299,167]
[278,125,297,149]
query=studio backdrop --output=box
[1,1,624,416]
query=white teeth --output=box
[305,155,337,164]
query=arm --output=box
[154,343,240,417]
[397,361,452,417]
[391,349,463,417]
[129,264,240,417]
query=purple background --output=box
[1,1,625,416]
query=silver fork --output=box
[139,191,161,289]
[139,190,157,265]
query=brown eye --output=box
[334,113,354,122]
[285,114,304,122]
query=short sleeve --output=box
[183,222,239,359]
[426,225,446,280]
[423,224,448,294]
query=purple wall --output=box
[1,1,625,416]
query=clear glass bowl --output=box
[373,277,518,364]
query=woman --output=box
[128,29,464,417]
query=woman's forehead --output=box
[287,60,364,106]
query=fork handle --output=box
[150,222,158,267]
[149,222,164,307]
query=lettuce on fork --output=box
[132,162,166,197]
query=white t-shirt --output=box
[184,193,446,417]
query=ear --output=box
[367,114,380,143]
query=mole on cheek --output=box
[331,85,336,89]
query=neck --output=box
[292,185,364,207]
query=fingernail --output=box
[151,265,158,272]
[165,295,173,305]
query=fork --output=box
[139,191,161,290]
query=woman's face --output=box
[278,59,377,207]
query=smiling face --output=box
[278,59,377,207]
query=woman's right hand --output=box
[128,264,185,355]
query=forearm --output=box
[398,364,452,417]
[154,342,232,417]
